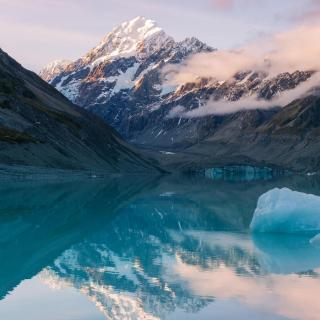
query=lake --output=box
[0,173,319,320]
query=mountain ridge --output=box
[40,17,320,173]
[0,47,160,172]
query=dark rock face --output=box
[0,48,159,172]
[152,95,320,173]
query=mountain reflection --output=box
[1,175,320,319]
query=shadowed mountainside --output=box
[0,48,160,172]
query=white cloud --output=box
[163,24,320,117]
[165,24,320,84]
[177,73,320,117]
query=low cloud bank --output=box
[164,24,320,118]
[167,73,320,118]
[165,25,320,84]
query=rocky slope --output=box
[159,94,320,173]
[0,48,159,172]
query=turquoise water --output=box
[0,174,320,320]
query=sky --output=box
[0,0,318,72]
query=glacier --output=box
[250,188,320,233]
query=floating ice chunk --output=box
[310,234,320,246]
[250,188,320,233]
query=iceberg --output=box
[250,188,320,233]
[310,233,320,246]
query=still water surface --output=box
[0,174,319,320]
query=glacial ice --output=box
[204,166,287,182]
[310,233,320,246]
[250,188,320,233]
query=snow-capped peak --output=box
[84,16,173,65]
[110,16,163,41]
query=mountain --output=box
[40,17,214,140]
[41,17,320,173]
[0,48,159,172]
[162,94,320,173]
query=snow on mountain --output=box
[40,16,212,104]
[40,16,316,158]
[85,16,173,64]
[39,59,72,82]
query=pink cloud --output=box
[174,258,320,320]
[209,0,258,11]
[163,23,320,117]
[210,0,234,10]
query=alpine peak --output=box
[84,16,172,64]
[110,16,163,40]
